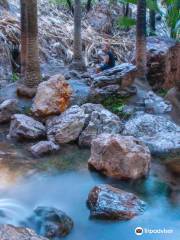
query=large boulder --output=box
[30,141,60,157]
[90,64,138,101]
[147,37,179,90]
[91,63,137,88]
[25,206,73,239]
[87,184,146,220]
[0,99,19,123]
[32,74,72,117]
[46,105,86,144]
[0,224,48,240]
[88,133,151,179]
[79,103,123,147]
[123,113,180,155]
[9,114,46,140]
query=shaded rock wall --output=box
[147,37,180,90]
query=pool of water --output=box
[0,125,179,240]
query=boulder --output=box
[147,37,179,90]
[88,133,151,179]
[166,158,180,175]
[0,224,48,240]
[46,105,86,144]
[123,113,180,154]
[87,184,146,220]
[79,103,123,147]
[25,206,73,239]
[144,91,172,114]
[31,74,72,117]
[9,114,46,140]
[91,63,137,88]
[30,141,60,156]
[68,79,91,105]
[0,99,19,123]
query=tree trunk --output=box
[70,0,86,71]
[136,0,147,80]
[149,0,156,36]
[25,0,41,88]
[20,0,28,80]
[18,0,41,98]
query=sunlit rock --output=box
[79,103,123,147]
[0,224,48,240]
[87,184,146,220]
[123,113,180,154]
[32,74,72,117]
[88,133,151,179]
[46,105,86,144]
[25,206,73,239]
[9,114,46,140]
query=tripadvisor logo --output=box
[135,227,144,236]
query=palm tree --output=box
[18,0,41,97]
[20,0,27,79]
[136,0,147,80]
[70,0,86,71]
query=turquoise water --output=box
[0,126,179,240]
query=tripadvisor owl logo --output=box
[135,227,144,236]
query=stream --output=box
[0,124,179,240]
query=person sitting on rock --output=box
[96,43,115,73]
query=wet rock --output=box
[123,113,180,155]
[0,99,19,123]
[32,74,72,117]
[166,158,180,175]
[88,133,151,179]
[30,141,60,157]
[147,37,179,90]
[0,224,48,240]
[91,63,137,88]
[9,114,46,140]
[166,87,180,124]
[144,91,172,114]
[79,103,123,147]
[26,206,73,239]
[46,105,86,144]
[87,184,146,220]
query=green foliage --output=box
[49,0,69,7]
[12,72,19,82]
[102,96,131,120]
[117,16,136,29]
[117,0,180,39]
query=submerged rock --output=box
[26,206,73,239]
[30,141,60,156]
[9,114,46,140]
[79,103,123,147]
[32,74,72,117]
[0,224,48,240]
[87,184,146,220]
[123,113,180,155]
[88,133,151,179]
[46,105,86,144]
[0,99,19,123]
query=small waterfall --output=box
[0,198,29,225]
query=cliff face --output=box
[147,37,180,90]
